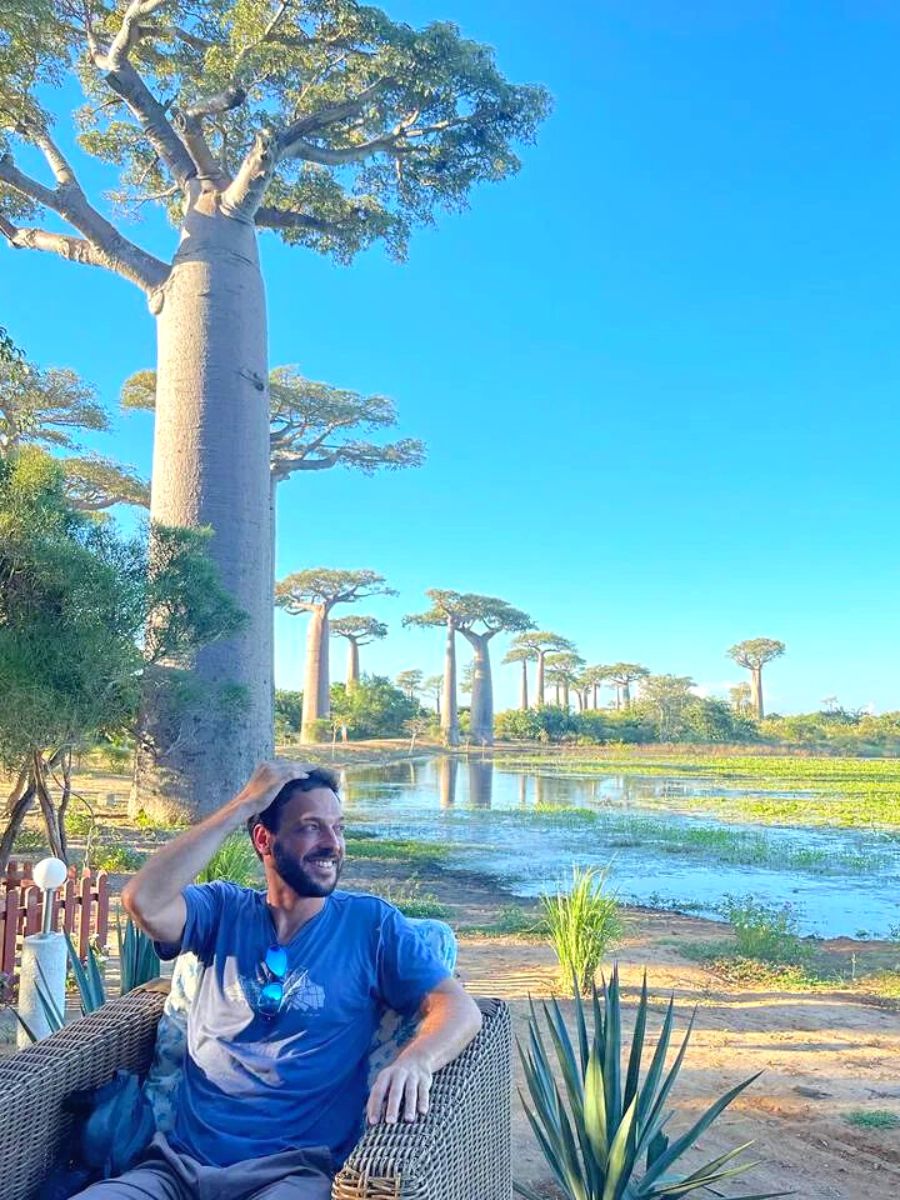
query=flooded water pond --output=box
[341,758,900,939]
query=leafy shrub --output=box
[64,805,95,837]
[378,879,450,920]
[196,832,261,887]
[721,894,810,965]
[90,842,146,873]
[12,828,46,852]
[541,866,623,993]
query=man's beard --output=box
[271,840,344,898]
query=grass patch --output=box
[344,836,450,864]
[844,1109,900,1130]
[89,842,146,873]
[721,895,812,965]
[460,904,551,939]
[374,879,450,920]
[197,833,262,887]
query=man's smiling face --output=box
[257,786,346,898]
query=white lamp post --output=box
[17,856,68,1048]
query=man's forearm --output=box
[397,986,483,1072]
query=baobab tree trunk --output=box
[346,639,360,688]
[318,613,331,716]
[553,684,561,705]
[622,681,632,708]
[562,683,570,711]
[519,659,529,710]
[300,605,328,743]
[534,651,545,708]
[593,684,600,708]
[575,691,584,713]
[750,667,764,719]
[133,208,272,821]
[441,617,460,748]
[465,632,494,745]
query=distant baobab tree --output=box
[579,665,609,710]
[396,669,425,700]
[545,652,585,711]
[276,569,395,743]
[727,638,785,719]
[728,682,752,714]
[330,616,387,688]
[503,645,533,710]
[508,631,576,708]
[422,675,443,716]
[406,590,533,745]
[602,662,650,709]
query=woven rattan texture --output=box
[0,986,166,1200]
[332,999,512,1200]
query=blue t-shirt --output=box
[158,883,450,1168]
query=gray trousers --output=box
[71,1134,334,1200]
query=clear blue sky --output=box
[5,1,900,714]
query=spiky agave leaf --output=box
[518,968,782,1200]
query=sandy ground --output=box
[343,857,900,1200]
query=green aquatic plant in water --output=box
[516,968,786,1200]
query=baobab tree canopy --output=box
[1,1,551,265]
[0,360,149,511]
[330,615,388,644]
[121,366,426,482]
[727,638,786,670]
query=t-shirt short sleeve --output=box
[154,882,229,963]
[374,904,451,1016]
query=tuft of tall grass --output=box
[720,894,810,965]
[541,866,623,993]
[196,832,262,887]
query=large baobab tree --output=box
[545,652,585,711]
[503,645,532,710]
[727,638,785,719]
[454,596,533,744]
[330,615,387,688]
[508,631,576,708]
[276,569,395,743]
[1,2,549,819]
[603,662,650,709]
[1,360,148,512]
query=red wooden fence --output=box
[0,861,109,991]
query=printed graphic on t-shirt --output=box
[241,963,327,1014]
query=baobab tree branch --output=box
[87,0,197,187]
[171,109,231,186]
[0,156,168,291]
[254,205,343,234]
[281,135,405,167]
[278,79,392,156]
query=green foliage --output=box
[728,638,787,670]
[516,968,782,1200]
[495,706,580,743]
[89,841,146,874]
[12,827,45,851]
[344,835,450,864]
[721,895,811,966]
[330,675,419,739]
[274,689,303,741]
[376,879,450,919]
[117,917,161,993]
[63,806,94,837]
[196,833,261,887]
[541,867,623,994]
[494,700,757,746]
[5,4,550,260]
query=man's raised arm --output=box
[121,761,312,945]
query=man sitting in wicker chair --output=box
[71,761,483,1200]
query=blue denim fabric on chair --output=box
[144,917,458,1131]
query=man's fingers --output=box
[367,1074,389,1125]
[417,1075,431,1116]
[403,1075,419,1123]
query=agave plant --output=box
[516,967,787,1199]
[117,917,161,994]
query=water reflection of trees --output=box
[468,759,493,808]
[438,757,458,808]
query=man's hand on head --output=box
[232,760,318,823]
[366,1051,434,1126]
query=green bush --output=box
[330,675,420,740]
[90,842,146,873]
[721,895,810,965]
[197,832,261,887]
[541,866,623,993]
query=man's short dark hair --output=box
[246,767,341,841]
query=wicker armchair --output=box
[0,984,512,1200]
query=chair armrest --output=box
[333,998,512,1200]
[0,984,167,1200]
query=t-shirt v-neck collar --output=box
[262,892,332,948]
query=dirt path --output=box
[345,858,900,1200]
